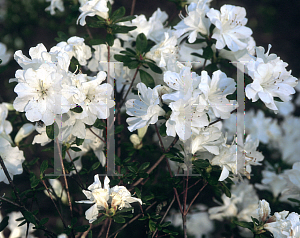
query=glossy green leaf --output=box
[139,69,155,88]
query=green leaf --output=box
[39,217,49,226]
[136,33,148,53]
[232,220,253,229]
[114,54,131,62]
[139,69,155,88]
[87,21,106,28]
[135,187,142,199]
[107,1,112,16]
[138,216,148,221]
[112,25,137,34]
[120,50,136,57]
[111,6,126,22]
[70,146,82,152]
[162,229,178,235]
[143,194,154,201]
[127,166,137,173]
[113,216,125,223]
[126,48,137,55]
[46,122,59,140]
[115,124,124,134]
[89,162,101,172]
[220,182,231,198]
[193,159,210,168]
[145,62,162,74]
[0,216,9,232]
[18,220,27,227]
[93,119,106,129]
[202,46,213,59]
[40,160,48,177]
[117,207,134,213]
[55,31,68,42]
[159,122,167,137]
[191,52,203,58]
[161,221,171,227]
[139,172,149,178]
[76,137,84,146]
[89,38,106,45]
[74,225,90,232]
[70,106,83,113]
[127,60,140,69]
[115,15,136,23]
[106,34,114,47]
[30,172,40,189]
[149,220,156,232]
[274,97,284,102]
[23,210,37,225]
[288,198,300,203]
[139,162,150,171]
[93,215,107,225]
[71,217,77,227]
[88,230,92,238]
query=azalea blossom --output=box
[76,175,110,223]
[0,42,12,66]
[110,185,142,210]
[45,0,64,15]
[126,83,165,132]
[207,4,253,51]
[257,199,271,222]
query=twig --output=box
[85,25,93,39]
[108,201,157,238]
[81,223,93,238]
[66,150,85,189]
[207,108,237,128]
[130,0,137,15]
[41,180,67,228]
[186,181,208,214]
[152,196,175,238]
[155,124,165,152]
[106,219,112,238]
[89,128,105,143]
[55,138,75,238]
[97,219,109,238]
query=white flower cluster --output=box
[76,175,142,223]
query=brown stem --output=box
[118,66,140,111]
[180,179,201,195]
[130,0,137,15]
[185,181,208,214]
[89,128,105,143]
[106,219,112,238]
[108,201,157,238]
[85,25,93,39]
[202,58,207,70]
[66,150,85,189]
[152,196,175,238]
[55,138,75,238]
[97,219,109,238]
[155,124,165,152]
[129,136,178,190]
[41,180,67,228]
[207,108,237,128]
[182,213,187,238]
[81,223,93,238]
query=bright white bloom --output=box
[129,126,148,149]
[208,194,238,220]
[162,66,201,102]
[118,8,168,43]
[274,101,295,116]
[211,143,236,181]
[174,0,211,43]
[110,185,142,209]
[0,138,25,184]
[281,162,300,200]
[0,42,12,66]
[14,123,35,145]
[257,199,271,222]
[145,32,178,68]
[207,5,252,51]
[198,70,237,119]
[166,98,209,140]
[77,0,110,26]
[51,36,92,66]
[76,175,110,223]
[45,0,64,15]
[126,83,165,132]
[7,211,37,238]
[264,211,292,238]
[245,45,298,111]
[13,63,70,125]
[0,103,12,136]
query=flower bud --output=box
[14,123,35,145]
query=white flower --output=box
[51,36,92,66]
[0,138,25,184]
[208,194,238,220]
[14,123,35,145]
[257,199,271,222]
[162,66,201,102]
[45,0,64,15]
[126,83,165,132]
[0,42,12,66]
[166,98,209,141]
[7,211,37,238]
[198,70,237,119]
[174,0,211,43]
[0,103,12,136]
[145,32,178,68]
[13,64,71,125]
[110,185,142,210]
[76,175,110,223]
[264,211,291,238]
[77,0,110,26]
[207,5,253,51]
[245,45,298,111]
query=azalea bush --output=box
[0,0,300,237]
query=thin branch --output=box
[106,219,112,238]
[41,180,67,229]
[130,0,137,15]
[89,128,105,143]
[185,181,208,214]
[66,150,85,189]
[108,201,157,238]
[97,219,109,238]
[85,25,93,39]
[152,196,175,238]
[155,124,165,152]
[118,66,140,111]
[207,109,237,128]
